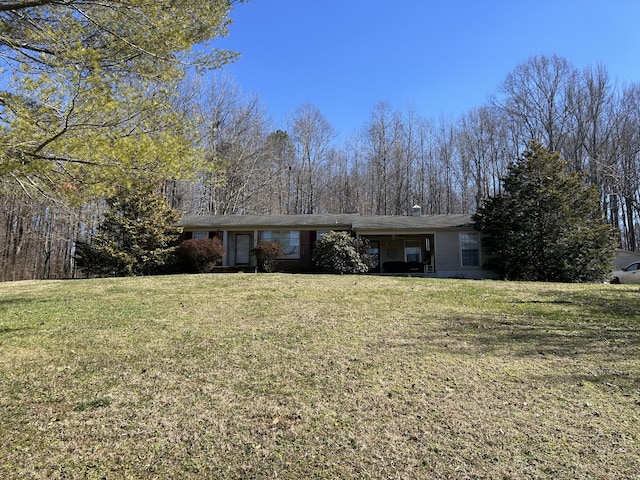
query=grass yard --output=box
[1,274,639,479]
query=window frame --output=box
[261,230,301,259]
[460,232,480,267]
[404,241,421,263]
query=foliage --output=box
[75,183,181,276]
[176,237,225,273]
[0,0,245,198]
[312,230,372,274]
[251,240,284,273]
[474,141,618,282]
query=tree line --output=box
[169,55,639,244]
[2,54,640,280]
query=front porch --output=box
[362,234,436,275]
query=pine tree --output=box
[0,1,245,197]
[76,184,181,276]
[473,141,617,282]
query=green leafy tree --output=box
[312,231,373,274]
[0,0,245,197]
[75,183,181,276]
[473,141,618,282]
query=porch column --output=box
[253,230,259,268]
[222,230,229,267]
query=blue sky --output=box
[214,0,640,137]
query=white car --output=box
[611,261,640,284]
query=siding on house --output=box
[436,231,486,279]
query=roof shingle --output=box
[177,214,475,231]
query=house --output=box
[177,208,496,279]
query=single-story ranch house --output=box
[177,208,496,279]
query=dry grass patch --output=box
[1,274,639,479]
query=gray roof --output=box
[178,213,475,231]
[352,214,475,230]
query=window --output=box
[317,230,347,238]
[460,232,480,266]
[367,241,380,271]
[262,231,300,259]
[405,241,421,263]
[192,231,209,240]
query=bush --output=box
[176,237,225,273]
[312,231,373,274]
[251,241,284,273]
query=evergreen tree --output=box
[473,141,617,282]
[76,184,181,276]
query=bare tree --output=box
[612,84,640,250]
[496,55,577,153]
[339,135,370,214]
[263,130,296,214]
[362,102,406,214]
[566,64,618,220]
[409,116,439,214]
[290,104,337,214]
[172,75,272,215]
[0,187,94,281]
[457,106,511,210]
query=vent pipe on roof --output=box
[412,205,422,216]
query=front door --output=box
[235,234,251,265]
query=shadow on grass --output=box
[438,287,640,391]
[0,326,33,335]
[531,285,640,320]
[442,286,640,360]
[0,296,51,308]
[470,320,639,356]
[0,297,48,334]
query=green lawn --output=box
[1,274,639,479]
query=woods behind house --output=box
[2,55,640,280]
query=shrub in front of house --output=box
[251,241,284,273]
[312,231,372,274]
[176,238,225,273]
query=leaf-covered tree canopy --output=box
[473,141,618,282]
[0,0,244,197]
